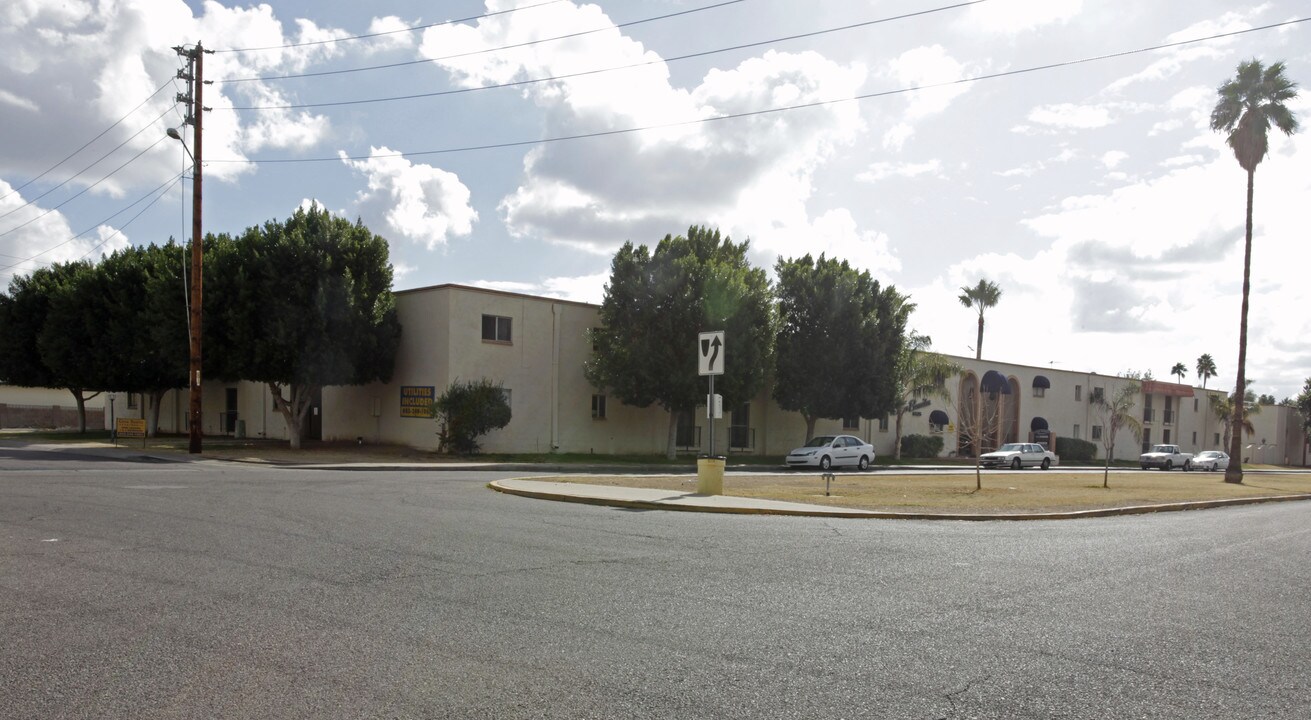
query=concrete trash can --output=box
[696,456,725,495]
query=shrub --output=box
[1055,436,1097,464]
[434,378,512,454]
[900,434,944,458]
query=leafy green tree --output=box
[36,262,113,432]
[587,226,773,459]
[1170,362,1187,384]
[1093,379,1143,489]
[433,378,512,454]
[773,254,910,444]
[1295,378,1311,437]
[1257,393,1276,405]
[0,263,103,432]
[1195,354,1218,389]
[890,331,960,460]
[1210,58,1300,483]
[96,243,189,435]
[958,279,1002,360]
[206,204,402,448]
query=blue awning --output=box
[1030,416,1049,431]
[929,410,949,425]
[1032,375,1051,389]
[981,370,1011,394]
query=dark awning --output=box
[929,410,949,425]
[981,370,1011,394]
[1030,416,1049,431]
[1032,375,1051,389]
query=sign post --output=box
[697,331,725,494]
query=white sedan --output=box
[979,442,1058,470]
[786,435,875,471]
[1191,450,1230,472]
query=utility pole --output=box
[174,42,211,454]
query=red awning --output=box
[1142,380,1195,397]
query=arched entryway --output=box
[957,372,979,457]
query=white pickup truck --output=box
[1139,444,1193,471]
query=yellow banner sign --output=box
[400,386,434,418]
[116,418,147,438]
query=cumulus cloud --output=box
[340,147,478,249]
[856,159,944,183]
[471,271,609,304]
[0,0,341,195]
[0,180,131,281]
[421,1,871,262]
[959,0,1083,34]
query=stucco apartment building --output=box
[9,284,1307,465]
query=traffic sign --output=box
[698,331,724,375]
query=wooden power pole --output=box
[174,43,211,454]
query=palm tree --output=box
[1093,380,1143,489]
[891,332,962,460]
[1170,362,1187,384]
[1210,59,1300,483]
[1195,354,1217,390]
[1210,383,1259,455]
[958,279,1002,360]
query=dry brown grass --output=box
[540,470,1311,514]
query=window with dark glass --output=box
[482,314,512,343]
[591,394,606,419]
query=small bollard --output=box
[822,472,835,496]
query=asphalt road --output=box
[2,445,1308,719]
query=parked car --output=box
[979,443,1058,470]
[1191,450,1230,472]
[1139,444,1193,471]
[786,435,875,471]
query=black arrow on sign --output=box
[708,335,721,371]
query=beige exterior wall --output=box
[322,285,675,453]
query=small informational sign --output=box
[400,386,435,418]
[116,418,147,438]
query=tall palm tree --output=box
[958,279,1002,360]
[1210,58,1300,484]
[1170,362,1187,384]
[1195,354,1217,390]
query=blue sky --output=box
[2,0,1309,400]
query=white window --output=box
[1073,424,1081,439]
[842,416,859,430]
[1075,385,1082,402]
[1033,386,1045,398]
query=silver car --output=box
[786,435,876,471]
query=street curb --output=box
[487,480,1311,521]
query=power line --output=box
[0,103,180,223]
[0,135,171,241]
[214,0,567,53]
[0,79,174,204]
[220,0,749,84]
[74,175,184,263]
[227,1,986,111]
[206,17,1310,166]
[0,172,184,277]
